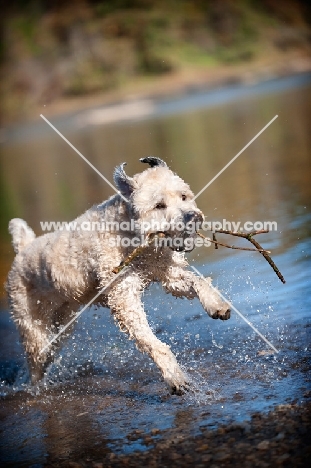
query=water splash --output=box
[180,365,221,405]
[211,332,223,349]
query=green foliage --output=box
[2,0,310,121]
[8,15,41,55]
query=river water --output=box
[0,73,310,465]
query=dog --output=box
[6,157,230,394]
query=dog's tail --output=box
[9,218,36,254]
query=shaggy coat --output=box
[7,157,230,394]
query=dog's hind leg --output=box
[107,273,189,394]
[31,300,81,382]
[6,275,54,383]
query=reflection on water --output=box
[1,75,310,281]
[0,74,310,465]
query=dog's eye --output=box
[181,194,187,201]
[155,202,166,209]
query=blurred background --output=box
[1,0,311,122]
[0,2,311,463]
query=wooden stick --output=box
[197,232,270,253]
[112,233,152,274]
[205,229,286,284]
[112,233,166,274]
[112,228,285,284]
[243,234,285,284]
[212,232,218,250]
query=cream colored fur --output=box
[6,159,230,394]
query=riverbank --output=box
[44,399,311,467]
[2,0,311,125]
[18,53,311,125]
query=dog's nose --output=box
[184,211,203,224]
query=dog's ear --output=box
[114,163,137,198]
[140,157,167,168]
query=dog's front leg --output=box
[162,267,230,320]
[107,272,189,394]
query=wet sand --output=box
[46,402,311,468]
[43,399,311,467]
[1,379,310,468]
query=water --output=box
[0,73,310,465]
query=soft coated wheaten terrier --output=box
[7,157,230,394]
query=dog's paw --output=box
[211,308,231,320]
[170,381,191,396]
[164,369,191,396]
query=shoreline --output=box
[1,381,310,467]
[41,399,310,467]
[2,53,311,130]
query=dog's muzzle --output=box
[183,211,203,228]
[172,211,203,252]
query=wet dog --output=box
[6,157,230,394]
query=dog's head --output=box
[114,157,203,252]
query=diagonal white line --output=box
[193,115,278,201]
[191,266,279,353]
[40,114,128,203]
[39,268,128,355]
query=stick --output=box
[112,233,165,274]
[207,229,285,284]
[213,232,218,250]
[111,228,285,284]
[244,234,285,284]
[197,232,270,253]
